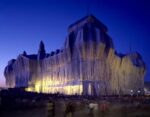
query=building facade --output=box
[4,15,146,95]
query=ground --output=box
[1,98,150,117]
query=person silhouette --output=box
[64,102,75,117]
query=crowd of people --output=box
[0,88,150,117]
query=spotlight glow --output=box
[26,77,83,95]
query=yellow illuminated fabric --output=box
[25,78,83,95]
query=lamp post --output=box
[137,90,140,97]
[130,90,133,97]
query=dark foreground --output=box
[0,89,150,117]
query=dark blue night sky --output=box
[0,0,150,87]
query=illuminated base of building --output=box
[26,85,83,95]
[25,79,107,96]
[25,79,83,95]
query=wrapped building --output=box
[4,15,146,95]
